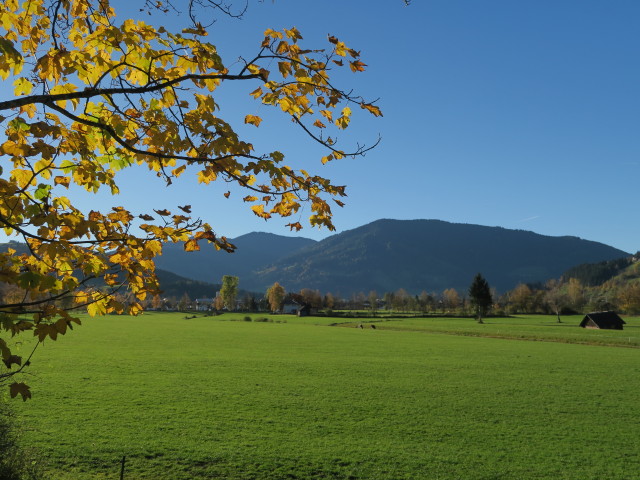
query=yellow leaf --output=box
[251,204,271,220]
[361,102,383,117]
[284,27,303,41]
[13,77,33,96]
[244,114,262,127]
[349,60,367,72]
[54,176,70,188]
[87,300,107,317]
[50,83,79,108]
[184,239,200,251]
[11,169,34,188]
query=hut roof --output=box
[579,311,626,329]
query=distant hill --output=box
[247,219,628,295]
[562,253,640,287]
[155,269,219,299]
[153,232,316,284]
[562,256,636,286]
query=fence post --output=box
[120,456,126,480]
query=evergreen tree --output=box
[468,273,493,324]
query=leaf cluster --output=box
[0,0,381,397]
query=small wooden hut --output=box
[579,311,625,330]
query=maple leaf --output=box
[361,102,383,117]
[349,60,367,72]
[0,1,381,400]
[285,222,303,231]
[10,382,31,401]
[184,239,200,251]
[244,115,262,127]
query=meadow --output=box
[9,312,640,479]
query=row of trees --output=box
[188,267,640,319]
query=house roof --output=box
[580,311,626,328]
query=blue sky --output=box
[5,1,640,252]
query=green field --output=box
[9,313,640,479]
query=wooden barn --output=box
[579,311,626,330]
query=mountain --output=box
[153,232,316,284]
[0,220,629,297]
[247,219,629,295]
[155,269,219,299]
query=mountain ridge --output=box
[246,219,628,294]
[0,219,629,297]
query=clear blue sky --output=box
[9,1,640,252]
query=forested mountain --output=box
[562,256,637,286]
[155,270,219,299]
[248,220,628,295]
[0,220,629,297]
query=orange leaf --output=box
[184,239,200,252]
[361,102,383,117]
[349,60,367,72]
[285,222,303,232]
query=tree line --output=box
[159,263,640,320]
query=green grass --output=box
[341,314,640,347]
[10,312,640,479]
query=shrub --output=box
[0,402,41,480]
[254,317,271,322]
[243,316,252,322]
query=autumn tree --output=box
[0,0,382,399]
[617,283,640,314]
[566,278,586,312]
[241,293,257,312]
[367,290,378,314]
[544,279,566,323]
[219,275,239,311]
[392,288,409,312]
[299,288,322,309]
[468,273,492,324]
[442,288,460,313]
[323,292,335,310]
[418,290,434,313]
[508,283,533,314]
[178,292,192,311]
[214,294,225,311]
[266,282,285,313]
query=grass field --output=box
[8,312,640,479]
